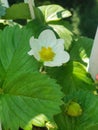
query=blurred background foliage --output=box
[6,0,98,38]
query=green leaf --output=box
[0,25,39,73]
[54,90,98,130]
[0,25,63,130]
[0,30,6,86]
[47,61,94,94]
[39,4,71,22]
[2,3,31,19]
[34,7,45,24]
[0,3,6,17]
[70,36,93,66]
[86,124,98,130]
[48,21,73,50]
[1,72,63,130]
[24,114,57,130]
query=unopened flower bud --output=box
[66,101,82,117]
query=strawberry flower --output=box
[28,29,70,67]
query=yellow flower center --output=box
[39,47,55,61]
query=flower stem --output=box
[39,65,47,74]
[0,122,2,130]
[28,0,35,19]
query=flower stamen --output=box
[39,47,55,61]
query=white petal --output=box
[44,61,62,67]
[28,49,40,61]
[30,37,40,49]
[29,36,34,48]
[53,39,65,52]
[28,37,41,61]
[57,39,64,45]
[33,52,40,61]
[44,51,70,67]
[28,49,34,55]
[55,51,70,63]
[43,38,70,67]
[38,29,57,47]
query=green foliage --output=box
[55,90,98,130]
[48,21,73,50]
[0,2,97,130]
[38,0,98,38]
[37,4,73,50]
[70,36,93,65]
[0,25,63,130]
[38,4,71,22]
[47,61,94,95]
[2,3,31,19]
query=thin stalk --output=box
[28,0,35,19]
[0,122,2,130]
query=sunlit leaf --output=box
[49,21,73,50]
[70,36,93,66]
[39,4,71,22]
[47,61,94,94]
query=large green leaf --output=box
[47,61,94,94]
[38,4,71,22]
[1,72,63,130]
[70,36,93,66]
[0,25,63,130]
[54,90,98,130]
[0,25,38,74]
